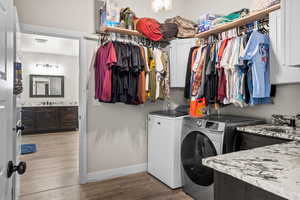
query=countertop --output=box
[202,124,300,200]
[203,141,300,200]
[237,124,300,141]
[20,104,78,108]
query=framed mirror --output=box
[30,75,64,98]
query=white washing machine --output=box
[181,115,264,200]
[147,110,188,189]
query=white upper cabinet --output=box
[282,0,300,66]
[270,9,300,84]
[169,38,196,88]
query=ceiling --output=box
[20,33,79,56]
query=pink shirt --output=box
[94,42,117,102]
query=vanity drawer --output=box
[61,121,78,129]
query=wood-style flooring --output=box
[20,132,192,200]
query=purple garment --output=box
[94,42,117,102]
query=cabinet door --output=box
[237,132,290,150]
[282,0,300,66]
[36,109,59,131]
[169,39,196,88]
[270,10,300,84]
[21,109,35,133]
[148,116,174,185]
[60,107,78,129]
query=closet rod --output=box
[195,4,281,38]
[100,26,144,37]
[84,35,100,41]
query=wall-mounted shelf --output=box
[99,5,280,40]
[100,26,144,37]
[195,4,281,38]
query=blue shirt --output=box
[241,30,271,99]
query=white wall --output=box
[15,0,185,33]
[182,0,252,21]
[222,84,300,120]
[15,0,300,180]
[19,52,79,107]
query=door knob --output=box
[16,120,24,132]
[13,120,24,132]
[7,161,27,178]
[16,125,25,132]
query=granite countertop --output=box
[237,124,300,141]
[203,141,300,200]
[202,124,300,200]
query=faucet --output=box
[272,114,297,128]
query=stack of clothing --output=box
[93,41,170,105]
[135,17,178,41]
[196,9,250,33]
[134,16,196,41]
[185,30,273,107]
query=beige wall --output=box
[85,39,186,173]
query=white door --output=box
[0,0,24,200]
[13,7,23,200]
[269,10,300,84]
[282,0,300,66]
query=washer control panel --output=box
[196,119,226,132]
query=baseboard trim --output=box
[85,163,147,183]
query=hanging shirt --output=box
[217,39,229,103]
[138,46,147,104]
[144,47,150,93]
[148,49,156,101]
[184,47,198,99]
[204,43,218,103]
[192,46,207,97]
[241,30,271,99]
[94,42,117,102]
[161,51,171,99]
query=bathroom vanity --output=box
[21,106,78,134]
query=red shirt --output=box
[94,42,117,102]
[136,18,163,41]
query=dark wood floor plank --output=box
[20,132,192,200]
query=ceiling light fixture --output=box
[151,0,173,12]
[36,64,59,68]
[35,38,48,43]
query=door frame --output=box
[19,23,89,184]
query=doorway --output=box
[17,33,81,199]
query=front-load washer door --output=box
[181,131,217,186]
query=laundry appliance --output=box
[180,115,264,200]
[147,109,188,189]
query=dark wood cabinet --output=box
[214,171,287,200]
[214,132,291,200]
[236,131,291,151]
[21,106,78,134]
